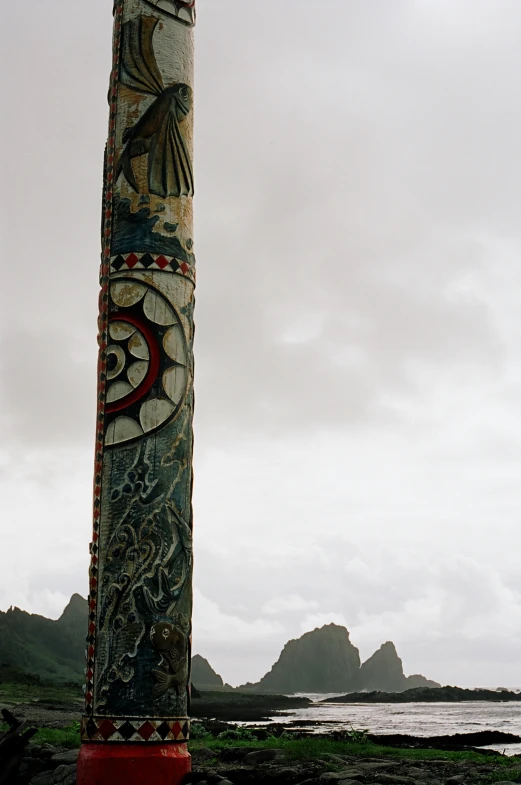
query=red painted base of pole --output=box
[77,743,191,785]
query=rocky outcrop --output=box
[0,596,439,695]
[191,655,225,689]
[238,628,439,695]
[355,641,439,692]
[357,642,405,692]
[405,673,441,689]
[239,624,361,694]
[322,685,521,703]
[355,641,440,692]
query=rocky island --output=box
[233,625,439,694]
[0,599,439,695]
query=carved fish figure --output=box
[151,621,188,698]
[117,16,194,198]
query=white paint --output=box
[163,366,186,404]
[105,417,144,446]
[128,332,150,360]
[163,325,186,363]
[109,322,136,341]
[106,380,133,403]
[127,360,149,388]
[111,281,146,308]
[139,397,175,431]
[106,345,126,380]
[143,289,176,325]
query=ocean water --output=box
[260,696,521,756]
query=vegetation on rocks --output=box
[4,725,521,785]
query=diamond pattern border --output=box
[81,717,190,743]
[110,252,196,283]
[85,2,124,718]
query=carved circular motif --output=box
[105,279,189,447]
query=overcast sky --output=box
[2,0,521,689]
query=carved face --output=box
[150,621,184,652]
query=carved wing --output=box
[120,16,164,96]
[148,112,194,198]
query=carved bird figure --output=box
[117,16,194,198]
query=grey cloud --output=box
[2,0,521,690]
[2,0,517,448]
[192,0,514,439]
[0,325,97,447]
[193,542,521,687]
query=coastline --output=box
[320,686,521,703]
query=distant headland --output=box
[0,594,438,693]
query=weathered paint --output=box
[78,743,191,785]
[80,0,195,749]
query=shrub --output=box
[217,727,256,741]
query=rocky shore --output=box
[191,691,311,721]
[7,740,521,785]
[0,691,310,729]
[4,699,521,785]
[321,686,521,704]
[187,745,521,785]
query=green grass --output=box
[190,737,521,784]
[483,766,521,784]
[189,734,507,763]
[0,722,80,749]
[32,725,81,749]
[2,721,520,783]
[0,681,82,706]
[11,724,512,768]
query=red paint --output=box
[155,255,169,269]
[77,744,190,785]
[126,253,139,268]
[105,313,161,415]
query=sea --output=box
[248,695,521,756]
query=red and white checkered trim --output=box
[81,717,190,743]
[110,252,196,283]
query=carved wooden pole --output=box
[78,2,195,783]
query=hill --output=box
[0,594,87,683]
[239,624,361,693]
[191,654,231,690]
[0,597,439,694]
[238,625,439,694]
[355,641,439,692]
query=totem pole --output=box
[77,2,196,783]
